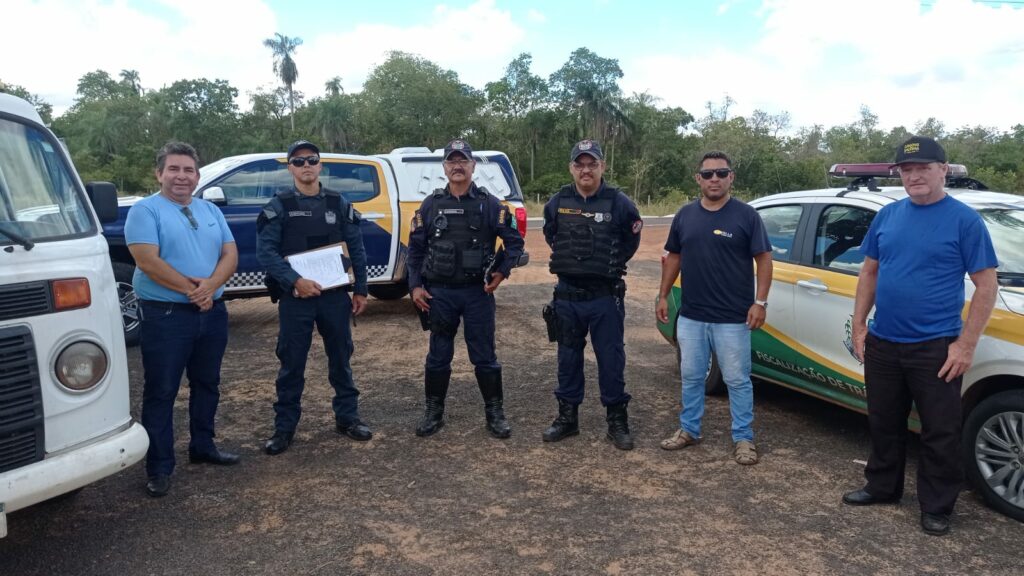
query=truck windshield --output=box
[0,117,94,246]
[979,208,1024,284]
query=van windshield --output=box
[0,117,94,245]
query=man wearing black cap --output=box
[407,138,525,439]
[842,136,998,536]
[540,139,643,450]
[257,140,371,455]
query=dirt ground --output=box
[3,222,1023,575]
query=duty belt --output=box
[553,282,624,302]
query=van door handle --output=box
[796,279,829,292]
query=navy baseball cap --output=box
[443,139,474,161]
[570,139,604,162]
[893,136,946,165]
[287,139,320,159]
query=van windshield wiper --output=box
[0,222,35,250]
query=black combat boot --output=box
[416,369,450,437]
[542,398,579,442]
[606,401,634,450]
[476,367,511,439]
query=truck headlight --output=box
[55,341,108,391]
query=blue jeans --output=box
[140,300,228,477]
[273,289,360,433]
[677,315,754,442]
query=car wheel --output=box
[368,282,409,300]
[112,261,140,347]
[963,390,1024,522]
[705,352,726,396]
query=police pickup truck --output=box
[103,147,530,345]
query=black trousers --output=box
[863,333,964,515]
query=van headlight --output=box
[55,341,108,391]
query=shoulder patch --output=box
[632,219,643,234]
[261,206,279,220]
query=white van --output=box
[0,94,148,537]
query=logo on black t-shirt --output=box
[713,229,734,238]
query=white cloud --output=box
[623,0,1024,131]
[2,0,278,113]
[526,8,547,23]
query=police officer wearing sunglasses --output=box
[407,139,525,439]
[257,140,371,455]
[541,139,643,450]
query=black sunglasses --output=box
[290,155,321,167]
[181,206,198,230]
[698,168,732,180]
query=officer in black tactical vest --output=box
[407,139,525,439]
[256,140,371,455]
[541,139,643,450]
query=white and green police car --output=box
[656,163,1024,523]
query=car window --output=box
[217,159,290,205]
[814,205,875,273]
[757,205,802,262]
[321,162,380,203]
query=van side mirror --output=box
[85,181,118,223]
[202,186,226,204]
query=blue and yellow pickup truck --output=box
[656,164,1024,524]
[103,146,529,345]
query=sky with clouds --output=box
[3,0,1024,133]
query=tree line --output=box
[3,43,1023,201]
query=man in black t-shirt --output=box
[655,151,773,465]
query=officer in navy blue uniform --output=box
[541,139,643,450]
[407,139,525,439]
[257,140,371,455]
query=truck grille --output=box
[0,281,52,321]
[0,325,44,473]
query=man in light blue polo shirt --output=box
[125,141,239,498]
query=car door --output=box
[750,202,808,379]
[791,198,881,411]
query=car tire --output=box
[962,390,1024,523]
[705,352,726,396]
[112,261,141,347]
[368,282,409,300]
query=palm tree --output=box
[119,69,142,96]
[325,76,344,97]
[263,33,303,131]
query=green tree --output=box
[0,80,53,124]
[549,48,628,143]
[263,33,303,131]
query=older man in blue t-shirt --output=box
[842,136,999,537]
[125,141,238,498]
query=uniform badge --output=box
[325,210,337,225]
[604,213,613,222]
[594,213,604,223]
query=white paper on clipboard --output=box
[285,243,351,289]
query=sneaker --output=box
[734,440,758,465]
[660,429,700,451]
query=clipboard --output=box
[284,242,353,289]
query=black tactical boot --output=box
[416,369,450,437]
[476,367,511,439]
[542,398,579,442]
[606,401,634,450]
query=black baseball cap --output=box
[570,139,604,162]
[443,139,474,161]
[287,139,320,159]
[893,136,947,165]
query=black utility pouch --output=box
[417,306,431,331]
[542,303,558,342]
[427,240,457,277]
[461,246,484,275]
[264,274,282,304]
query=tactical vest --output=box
[549,185,625,280]
[278,190,346,256]
[422,191,491,284]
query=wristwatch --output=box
[754,299,768,309]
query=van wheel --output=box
[963,390,1024,522]
[112,262,140,347]
[705,352,726,396]
[369,283,409,300]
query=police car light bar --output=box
[828,163,969,178]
